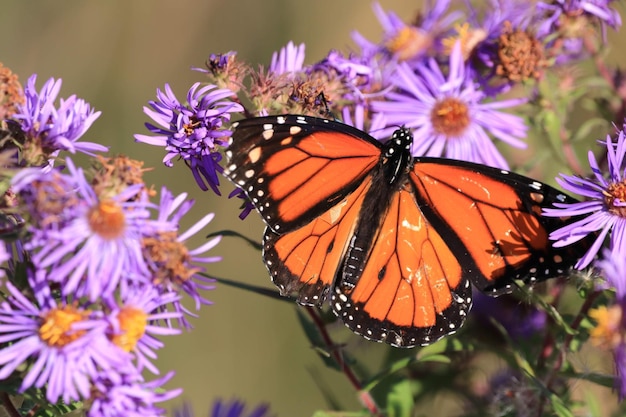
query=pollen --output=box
[143,231,198,286]
[496,21,545,82]
[442,23,487,60]
[39,306,88,348]
[110,307,148,352]
[604,181,626,217]
[430,97,470,137]
[385,26,431,61]
[88,199,126,239]
[589,305,623,349]
[183,117,201,137]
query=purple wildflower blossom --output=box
[537,0,622,35]
[13,74,106,157]
[352,1,462,62]
[12,159,155,301]
[543,127,626,269]
[371,43,527,169]
[269,41,306,75]
[88,371,181,417]
[0,282,133,403]
[135,83,243,195]
[144,187,220,328]
[211,399,273,417]
[106,285,182,374]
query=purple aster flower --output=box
[340,104,387,140]
[471,290,547,341]
[460,0,545,88]
[13,74,107,158]
[88,371,181,417]
[352,1,462,62]
[211,399,273,417]
[537,0,621,35]
[229,188,255,220]
[0,242,9,280]
[135,83,243,195]
[0,282,133,403]
[543,127,626,269]
[12,159,155,301]
[143,187,219,328]
[371,43,527,169]
[269,41,306,75]
[106,285,182,374]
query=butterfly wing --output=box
[330,182,472,347]
[409,158,586,295]
[225,115,382,233]
[263,178,372,305]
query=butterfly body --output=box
[225,115,586,347]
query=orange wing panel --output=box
[410,162,550,286]
[348,186,463,329]
[264,178,372,305]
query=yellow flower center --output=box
[110,307,147,352]
[385,26,431,61]
[88,199,126,240]
[589,305,623,349]
[442,23,487,60]
[39,306,88,348]
[430,97,470,138]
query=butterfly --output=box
[224,114,587,348]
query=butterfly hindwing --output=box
[225,115,382,233]
[331,183,472,347]
[263,178,373,306]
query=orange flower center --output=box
[39,306,88,348]
[110,307,147,352]
[589,305,623,349]
[442,23,487,60]
[88,199,126,240]
[385,26,431,61]
[430,97,470,138]
[605,181,626,217]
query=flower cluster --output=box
[132,0,626,408]
[0,74,223,416]
[2,0,626,415]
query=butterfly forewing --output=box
[225,116,382,233]
[410,158,586,295]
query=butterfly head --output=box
[383,127,414,185]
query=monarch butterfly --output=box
[224,114,587,348]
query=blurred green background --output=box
[2,1,626,416]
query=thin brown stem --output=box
[303,306,382,416]
[0,392,20,417]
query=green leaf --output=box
[386,379,414,417]
[559,369,615,389]
[311,411,370,417]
